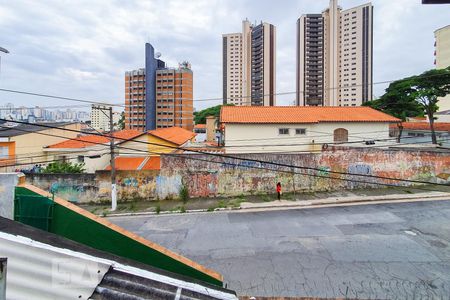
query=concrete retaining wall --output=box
[0,173,23,219]
[158,147,450,199]
[24,147,450,202]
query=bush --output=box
[180,205,186,213]
[42,161,85,174]
[179,184,189,203]
[155,205,161,214]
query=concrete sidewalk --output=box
[105,191,450,217]
[239,191,450,211]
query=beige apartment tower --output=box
[435,25,450,112]
[296,0,373,107]
[223,20,276,106]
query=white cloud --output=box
[0,0,449,109]
[60,68,99,81]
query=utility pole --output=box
[92,104,116,211]
[109,106,117,211]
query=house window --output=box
[279,128,289,135]
[295,128,306,135]
[77,156,85,163]
[334,128,348,142]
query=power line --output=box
[1,118,447,188]
[1,72,449,107]
[0,88,124,107]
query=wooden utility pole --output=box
[109,107,117,211]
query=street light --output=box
[0,47,9,81]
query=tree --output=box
[117,111,125,130]
[366,66,450,144]
[42,161,85,174]
[193,104,233,124]
[408,67,450,144]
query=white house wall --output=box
[224,122,390,153]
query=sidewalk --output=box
[239,191,450,211]
[104,190,450,217]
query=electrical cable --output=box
[1,118,448,188]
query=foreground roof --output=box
[220,106,400,124]
[105,156,161,171]
[391,122,450,132]
[0,217,237,300]
[148,127,197,145]
[0,122,76,137]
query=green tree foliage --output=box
[408,67,450,144]
[42,161,86,174]
[364,67,450,144]
[117,111,125,130]
[193,104,233,124]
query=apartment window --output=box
[295,128,306,135]
[279,128,289,135]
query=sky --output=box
[0,0,449,112]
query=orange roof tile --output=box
[220,106,400,124]
[47,135,110,149]
[141,156,161,170]
[105,156,160,171]
[148,127,196,145]
[390,122,450,132]
[194,124,206,129]
[112,129,142,141]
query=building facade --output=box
[91,105,111,131]
[435,25,450,112]
[296,0,373,107]
[125,43,193,131]
[220,106,399,153]
[156,62,193,131]
[223,20,276,106]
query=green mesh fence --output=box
[14,187,54,231]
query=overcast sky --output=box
[0,0,449,112]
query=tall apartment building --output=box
[125,43,193,131]
[156,62,193,131]
[435,25,450,112]
[91,105,111,131]
[223,20,276,106]
[296,0,373,107]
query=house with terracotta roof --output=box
[0,122,82,172]
[220,106,400,153]
[43,129,142,173]
[106,127,196,171]
[390,122,450,147]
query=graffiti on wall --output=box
[50,181,85,203]
[318,166,330,176]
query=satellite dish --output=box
[155,52,161,59]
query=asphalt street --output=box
[108,200,450,298]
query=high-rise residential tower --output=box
[155,62,194,131]
[296,0,373,107]
[435,25,450,112]
[125,43,193,131]
[223,20,276,106]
